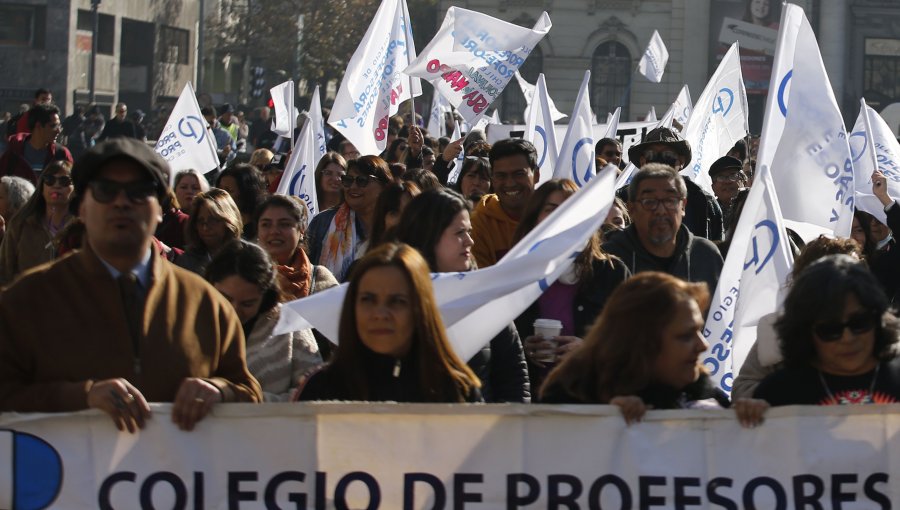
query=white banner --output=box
[275,107,320,226]
[446,120,465,185]
[517,71,567,122]
[270,80,296,138]
[850,99,900,225]
[154,83,219,184]
[702,163,793,393]
[525,73,560,184]
[404,7,551,125]
[551,70,595,187]
[329,0,422,156]
[681,43,749,194]
[638,30,669,83]
[768,5,854,240]
[310,85,327,161]
[3,404,900,509]
[277,167,617,362]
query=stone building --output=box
[0,0,199,120]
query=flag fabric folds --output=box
[638,30,668,83]
[525,73,561,185]
[551,70,595,187]
[154,83,219,185]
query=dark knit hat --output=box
[708,155,744,177]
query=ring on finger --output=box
[193,397,206,404]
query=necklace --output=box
[818,364,880,404]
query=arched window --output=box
[500,45,543,124]
[591,41,631,121]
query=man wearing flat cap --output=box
[623,127,724,242]
[0,138,261,432]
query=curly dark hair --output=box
[775,254,900,368]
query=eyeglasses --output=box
[340,174,381,188]
[196,216,225,229]
[713,172,746,183]
[638,197,683,212]
[813,312,878,342]
[642,150,680,166]
[87,179,158,204]
[43,175,73,187]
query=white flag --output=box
[310,86,327,160]
[270,80,295,137]
[552,70,595,187]
[275,116,319,226]
[517,71,567,122]
[657,85,693,131]
[154,83,219,185]
[614,162,637,191]
[427,89,450,137]
[768,6,853,239]
[404,7,551,125]
[681,43,749,194]
[850,99,900,225]
[702,163,793,394]
[329,0,422,156]
[603,107,621,141]
[447,120,465,185]
[490,109,501,125]
[275,167,618,362]
[525,74,560,185]
[645,106,657,123]
[638,30,668,83]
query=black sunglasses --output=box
[88,179,158,204]
[813,312,878,342]
[43,175,73,187]
[340,174,381,188]
[642,150,680,166]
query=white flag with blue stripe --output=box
[526,73,560,185]
[850,99,900,225]
[552,70,595,187]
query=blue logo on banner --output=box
[744,220,779,275]
[712,88,734,117]
[778,70,793,117]
[289,164,308,195]
[849,131,868,163]
[178,116,207,144]
[535,126,548,167]
[572,137,595,187]
[1,430,63,510]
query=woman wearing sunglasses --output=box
[0,160,74,286]
[176,189,243,275]
[754,254,900,406]
[307,155,391,282]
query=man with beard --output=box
[603,163,723,293]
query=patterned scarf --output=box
[276,247,312,301]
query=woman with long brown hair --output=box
[314,152,347,213]
[176,188,243,275]
[296,242,481,402]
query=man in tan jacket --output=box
[0,138,262,432]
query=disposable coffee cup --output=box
[533,319,562,363]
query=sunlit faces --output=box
[653,298,708,390]
[79,159,162,257]
[536,190,572,225]
[41,169,73,208]
[343,167,383,213]
[214,275,264,324]
[491,154,537,215]
[869,216,891,244]
[434,210,474,273]
[812,293,878,377]
[195,203,229,252]
[37,114,62,143]
[257,206,302,265]
[355,266,415,357]
[320,163,345,194]
[711,171,745,208]
[629,178,685,248]
[175,174,202,210]
[460,168,491,199]
[605,203,626,229]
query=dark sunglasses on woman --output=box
[43,175,73,187]
[340,174,380,188]
[813,312,878,342]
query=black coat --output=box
[466,323,531,403]
[870,202,900,304]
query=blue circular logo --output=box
[712,88,734,117]
[744,220,780,275]
[571,137,595,187]
[535,126,548,168]
[778,70,793,117]
[178,116,207,144]
[2,430,63,510]
[848,131,868,163]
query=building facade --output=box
[0,0,199,120]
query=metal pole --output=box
[197,0,205,93]
[89,0,100,105]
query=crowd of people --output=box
[1,87,900,434]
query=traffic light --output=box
[250,66,266,98]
